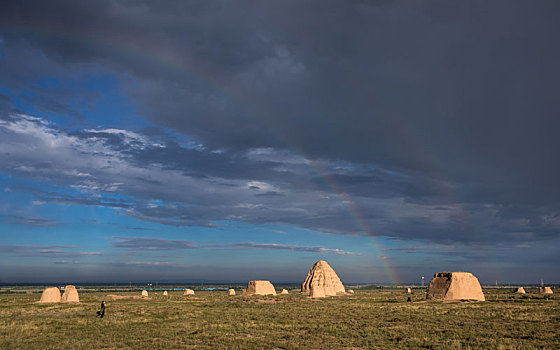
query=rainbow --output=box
[301,157,401,285]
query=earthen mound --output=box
[142,290,149,297]
[184,289,195,295]
[310,285,326,298]
[38,287,61,303]
[347,289,354,294]
[426,272,485,301]
[61,285,79,302]
[280,289,289,294]
[515,287,526,294]
[227,289,236,296]
[245,280,276,296]
[301,260,345,297]
[539,287,553,294]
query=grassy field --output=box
[0,287,558,349]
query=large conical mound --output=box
[301,260,345,297]
[61,285,79,302]
[426,272,485,301]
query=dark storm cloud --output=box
[121,139,283,180]
[0,244,101,258]
[6,216,60,227]
[0,94,13,109]
[383,238,560,266]
[1,0,559,199]
[111,236,360,255]
[207,242,362,256]
[111,236,197,250]
[0,244,76,251]
[0,95,20,116]
[0,0,559,253]
[13,187,133,210]
[125,226,154,231]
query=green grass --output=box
[0,288,558,349]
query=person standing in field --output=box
[97,300,105,318]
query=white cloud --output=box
[246,180,277,192]
[2,113,548,247]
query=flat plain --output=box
[1,287,558,349]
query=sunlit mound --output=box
[426,272,485,301]
[38,287,61,303]
[244,280,276,296]
[61,285,79,303]
[301,260,345,298]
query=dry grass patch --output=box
[0,288,558,349]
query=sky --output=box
[0,1,559,285]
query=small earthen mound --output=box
[515,287,526,294]
[61,285,79,303]
[280,289,289,294]
[301,260,345,297]
[184,289,195,295]
[142,290,149,297]
[163,291,168,296]
[227,289,236,296]
[245,280,276,296]
[426,271,485,301]
[38,287,61,303]
[347,289,354,294]
[539,287,553,294]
